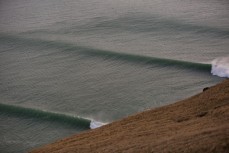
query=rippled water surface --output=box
[0,0,228,152]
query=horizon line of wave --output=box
[0,34,212,72]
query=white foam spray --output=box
[211,57,229,78]
[90,120,106,129]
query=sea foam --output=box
[211,57,229,78]
[90,120,106,129]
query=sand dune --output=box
[30,79,229,153]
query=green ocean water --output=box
[0,0,228,152]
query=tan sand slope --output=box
[30,79,229,153]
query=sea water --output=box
[0,0,228,152]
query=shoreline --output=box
[30,79,229,153]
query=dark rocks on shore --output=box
[203,87,209,92]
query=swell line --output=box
[0,103,91,129]
[77,14,229,38]
[0,34,211,72]
[27,14,229,38]
[76,47,211,72]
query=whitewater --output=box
[0,0,228,152]
[211,57,229,78]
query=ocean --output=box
[0,0,228,152]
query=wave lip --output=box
[211,57,229,78]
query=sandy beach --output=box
[30,79,229,153]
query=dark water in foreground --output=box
[0,0,228,152]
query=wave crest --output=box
[211,57,229,78]
[0,103,107,129]
[0,103,91,129]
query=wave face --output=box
[0,0,228,152]
[0,103,106,129]
[0,103,91,129]
[211,57,229,78]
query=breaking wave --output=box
[0,103,105,129]
[0,34,211,72]
[211,57,229,78]
[90,120,106,129]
